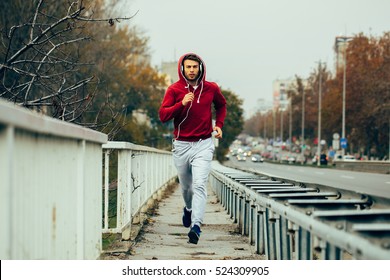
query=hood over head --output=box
[177,53,206,85]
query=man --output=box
[159,53,227,244]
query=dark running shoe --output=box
[188,225,201,244]
[182,207,192,228]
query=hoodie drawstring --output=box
[196,81,204,103]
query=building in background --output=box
[256,98,273,113]
[272,78,294,111]
[161,61,178,86]
[334,36,352,73]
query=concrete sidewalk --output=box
[101,183,263,260]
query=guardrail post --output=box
[217,178,224,208]
[229,188,234,219]
[242,198,250,235]
[223,182,228,210]
[326,243,341,260]
[255,206,266,255]
[228,186,233,215]
[273,213,282,260]
[280,216,291,259]
[294,225,312,260]
[287,220,295,259]
[265,209,276,259]
[233,191,239,223]
[249,204,256,245]
[238,193,244,230]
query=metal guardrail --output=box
[210,161,390,260]
[0,99,107,260]
[102,142,177,240]
[334,160,390,174]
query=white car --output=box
[251,154,263,163]
[237,154,247,161]
[343,155,356,161]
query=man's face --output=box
[183,59,200,82]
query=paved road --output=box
[101,183,263,260]
[226,159,390,199]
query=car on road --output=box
[251,154,263,163]
[237,154,246,161]
[287,155,296,164]
[343,155,356,161]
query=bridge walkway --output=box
[100,183,263,260]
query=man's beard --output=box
[185,73,199,82]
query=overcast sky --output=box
[118,0,390,117]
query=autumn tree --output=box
[243,111,262,136]
[0,0,135,133]
[79,23,166,140]
[0,0,169,143]
[215,88,244,161]
[323,33,390,158]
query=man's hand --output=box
[182,92,194,106]
[213,126,223,139]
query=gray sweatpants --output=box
[172,138,215,227]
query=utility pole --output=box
[317,61,323,167]
[289,97,292,152]
[342,40,347,157]
[301,82,305,165]
[280,109,284,145]
[337,36,352,156]
[273,109,276,161]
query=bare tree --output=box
[0,0,134,126]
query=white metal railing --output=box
[0,99,107,259]
[102,141,176,240]
[210,161,390,260]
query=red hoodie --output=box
[159,53,227,141]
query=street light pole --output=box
[272,109,277,161]
[289,97,292,152]
[317,61,323,167]
[342,40,347,156]
[338,36,352,156]
[301,82,305,165]
[280,109,283,145]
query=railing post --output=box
[256,206,266,255]
[249,204,256,245]
[76,140,86,259]
[0,125,14,259]
[280,216,291,260]
[119,149,133,240]
[265,209,276,260]
[103,150,110,231]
